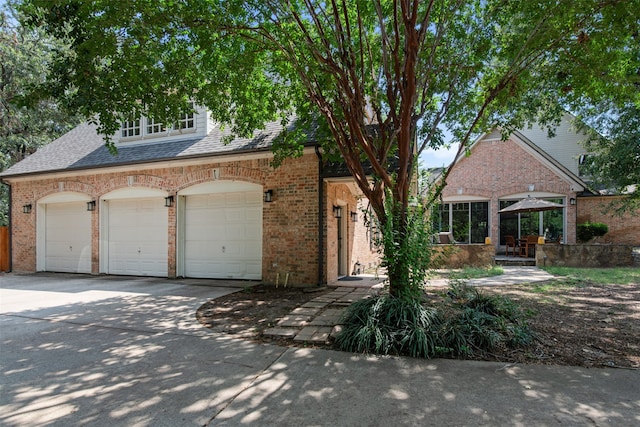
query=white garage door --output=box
[44,202,91,273]
[107,198,168,277]
[184,191,262,279]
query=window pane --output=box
[432,204,450,232]
[499,200,518,244]
[121,119,140,138]
[470,202,488,243]
[520,211,540,236]
[543,198,564,242]
[147,118,166,134]
[452,202,469,243]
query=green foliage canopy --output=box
[0,1,82,225]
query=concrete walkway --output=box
[264,266,556,344]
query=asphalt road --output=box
[1,273,638,426]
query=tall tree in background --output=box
[0,0,81,225]
[20,0,637,298]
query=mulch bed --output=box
[196,281,640,369]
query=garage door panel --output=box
[107,198,167,277]
[44,202,92,273]
[184,191,262,280]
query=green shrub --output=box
[334,294,443,358]
[439,282,533,356]
[334,281,533,359]
[576,222,608,242]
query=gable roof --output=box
[441,118,592,194]
[0,119,303,178]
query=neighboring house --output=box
[437,113,640,251]
[0,105,380,285]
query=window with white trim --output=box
[146,117,167,134]
[121,119,140,137]
[175,101,195,130]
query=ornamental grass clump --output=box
[438,280,534,357]
[335,280,533,359]
[334,294,443,358]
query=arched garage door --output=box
[179,181,262,280]
[37,193,91,273]
[101,188,168,277]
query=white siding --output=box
[518,114,588,176]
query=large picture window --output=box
[499,198,564,244]
[434,201,488,244]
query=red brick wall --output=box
[8,153,379,285]
[577,196,640,244]
[442,138,579,244]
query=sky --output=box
[419,145,458,168]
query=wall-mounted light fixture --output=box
[569,197,576,205]
[164,195,174,208]
[333,205,343,218]
[263,189,273,203]
[528,184,535,192]
[86,200,96,211]
[23,204,32,214]
[350,211,358,222]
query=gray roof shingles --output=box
[1,120,293,178]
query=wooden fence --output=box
[0,226,8,272]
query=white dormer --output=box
[116,102,209,146]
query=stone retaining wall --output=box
[433,244,495,269]
[536,244,639,268]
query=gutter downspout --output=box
[315,145,324,286]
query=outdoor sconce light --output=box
[23,204,32,214]
[528,184,535,192]
[350,211,358,222]
[86,200,96,211]
[164,195,174,208]
[569,197,576,205]
[333,205,342,218]
[263,189,273,203]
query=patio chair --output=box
[505,235,517,256]
[520,235,539,258]
[438,231,457,244]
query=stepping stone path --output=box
[263,287,377,344]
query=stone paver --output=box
[293,326,333,343]
[301,301,327,308]
[309,308,345,326]
[263,327,298,338]
[276,314,312,327]
[290,307,321,315]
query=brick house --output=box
[0,105,380,285]
[437,113,640,251]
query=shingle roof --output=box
[0,120,298,178]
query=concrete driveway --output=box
[1,273,639,426]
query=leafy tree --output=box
[0,0,81,225]
[579,106,640,213]
[19,0,636,298]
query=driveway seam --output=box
[205,345,289,425]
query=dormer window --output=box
[176,102,195,130]
[121,119,141,138]
[119,102,199,143]
[147,118,167,134]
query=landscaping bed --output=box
[196,279,640,369]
